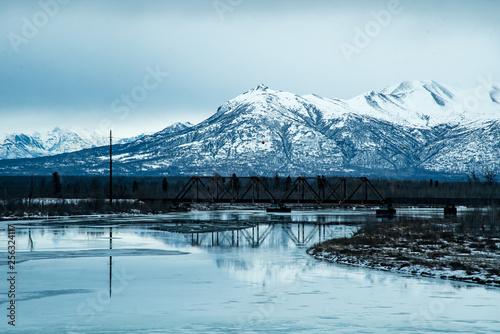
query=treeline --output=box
[0,174,295,200]
[371,178,500,200]
[0,198,168,218]
[0,175,190,200]
[0,174,499,201]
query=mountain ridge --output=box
[0,122,194,160]
[0,80,498,178]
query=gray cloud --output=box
[1,0,499,137]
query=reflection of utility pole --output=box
[109,130,113,206]
[109,227,113,298]
[28,229,34,251]
[256,224,259,246]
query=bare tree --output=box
[466,169,481,183]
[483,167,498,185]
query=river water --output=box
[1,208,499,333]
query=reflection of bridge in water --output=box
[181,223,355,248]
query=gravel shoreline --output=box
[308,219,500,287]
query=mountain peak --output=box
[241,84,270,95]
[253,84,268,91]
[155,121,194,136]
[381,80,454,98]
[170,121,194,128]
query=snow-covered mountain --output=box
[350,80,499,127]
[0,122,193,160]
[154,122,194,135]
[0,128,108,160]
[0,81,498,178]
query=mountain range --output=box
[0,123,193,160]
[0,81,498,178]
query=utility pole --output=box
[110,130,113,205]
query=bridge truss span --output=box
[173,176,388,206]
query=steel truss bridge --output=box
[172,176,388,206]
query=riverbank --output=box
[0,198,175,221]
[0,198,393,220]
[308,216,500,287]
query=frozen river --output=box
[1,208,499,333]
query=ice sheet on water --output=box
[0,289,91,306]
[0,248,189,265]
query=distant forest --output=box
[0,174,499,201]
[0,173,499,217]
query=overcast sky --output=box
[1,0,499,138]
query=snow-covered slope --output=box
[0,123,193,160]
[0,82,497,177]
[350,80,499,127]
[0,128,109,160]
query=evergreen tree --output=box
[52,172,62,196]
[28,177,34,208]
[162,177,169,192]
[132,180,139,193]
[40,178,47,197]
[274,173,280,190]
[317,175,325,198]
[231,173,240,193]
[285,175,292,190]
